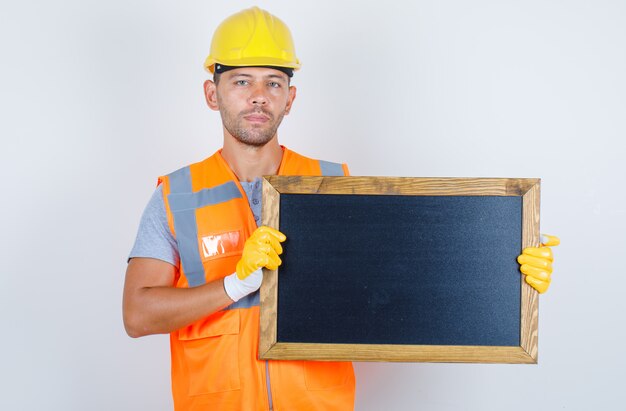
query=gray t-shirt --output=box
[128,178,263,266]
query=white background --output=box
[1,1,625,410]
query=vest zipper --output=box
[266,360,274,410]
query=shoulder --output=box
[282,146,349,176]
[157,152,222,193]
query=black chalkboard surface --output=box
[260,177,540,364]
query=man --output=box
[123,6,559,411]
[123,7,354,411]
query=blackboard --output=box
[260,177,540,364]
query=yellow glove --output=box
[236,226,286,279]
[517,234,560,294]
[224,226,287,302]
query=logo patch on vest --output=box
[200,231,241,259]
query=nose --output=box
[248,83,268,106]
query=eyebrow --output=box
[229,73,288,82]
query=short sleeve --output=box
[128,185,180,267]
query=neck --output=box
[221,134,284,182]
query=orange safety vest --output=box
[159,147,355,411]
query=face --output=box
[204,67,296,147]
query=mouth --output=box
[243,110,272,124]
[242,110,271,124]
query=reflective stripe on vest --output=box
[227,290,260,310]
[168,158,344,290]
[319,160,344,176]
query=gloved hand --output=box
[517,234,560,294]
[223,226,286,302]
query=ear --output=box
[284,85,297,115]
[204,79,219,111]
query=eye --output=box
[268,81,281,88]
[235,80,249,86]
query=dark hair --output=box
[213,72,222,85]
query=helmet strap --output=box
[214,63,294,78]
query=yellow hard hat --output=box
[204,6,301,74]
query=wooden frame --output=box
[260,177,540,364]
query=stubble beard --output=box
[221,107,286,147]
